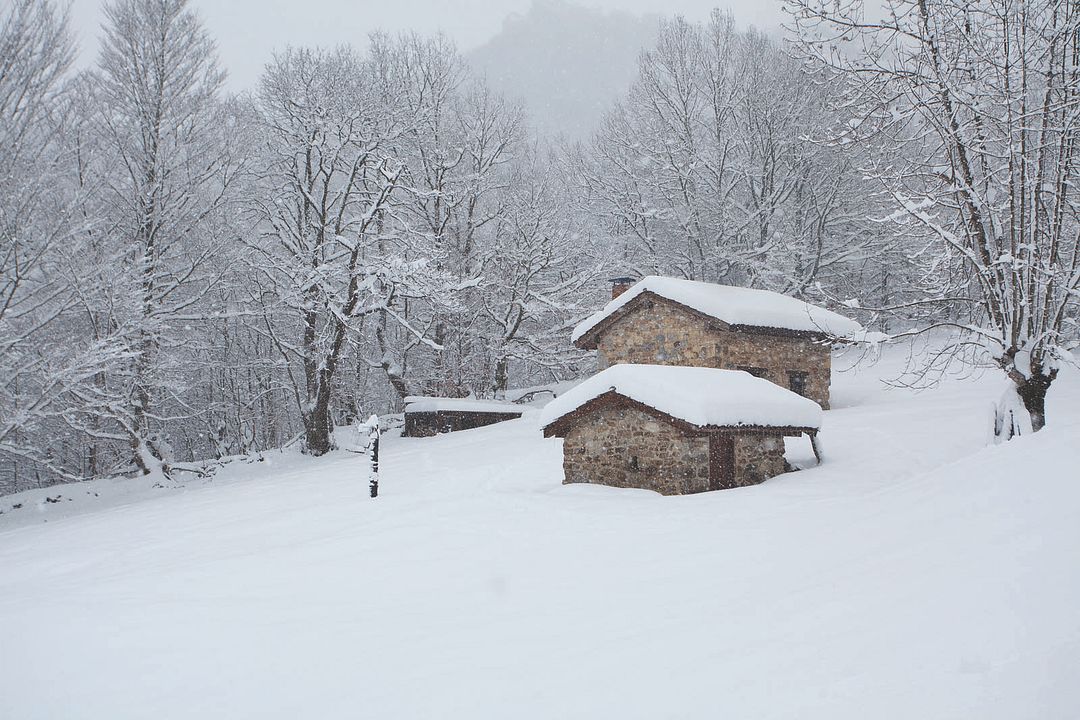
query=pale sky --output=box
[68,0,787,90]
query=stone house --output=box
[541,365,822,495]
[571,276,863,409]
[403,397,524,438]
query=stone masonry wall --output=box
[559,404,793,494]
[561,405,711,495]
[733,434,787,487]
[594,297,833,408]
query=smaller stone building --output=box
[572,276,862,409]
[540,365,822,495]
[403,397,524,438]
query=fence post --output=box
[361,414,380,498]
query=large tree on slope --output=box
[94,0,241,472]
[251,46,458,456]
[788,0,1080,434]
[0,0,135,489]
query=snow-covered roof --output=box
[540,365,822,432]
[572,276,863,346]
[403,396,525,415]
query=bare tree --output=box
[481,144,597,394]
[0,1,133,490]
[93,0,241,472]
[573,12,889,304]
[251,46,455,455]
[380,33,528,397]
[788,0,1080,433]
[0,11,617,492]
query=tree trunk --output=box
[1015,370,1055,433]
[304,387,335,456]
[433,321,447,394]
[493,356,509,397]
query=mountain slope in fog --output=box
[468,0,659,139]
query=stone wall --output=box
[734,434,787,487]
[561,405,711,495]
[558,403,793,495]
[403,410,522,437]
[594,296,833,408]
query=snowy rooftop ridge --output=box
[540,365,823,431]
[571,276,864,345]
[403,396,525,415]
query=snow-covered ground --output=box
[2,347,1079,719]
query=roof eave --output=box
[574,292,851,346]
[725,323,837,341]
[541,390,819,438]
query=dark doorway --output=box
[708,435,736,490]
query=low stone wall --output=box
[594,296,833,408]
[403,410,522,438]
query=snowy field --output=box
[2,347,1079,719]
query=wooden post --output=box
[360,414,380,498]
[809,431,822,465]
[369,432,379,498]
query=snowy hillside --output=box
[2,347,1079,719]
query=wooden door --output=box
[708,435,736,491]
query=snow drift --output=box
[1,348,1078,720]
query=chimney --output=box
[609,276,636,300]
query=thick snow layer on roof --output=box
[572,276,864,343]
[540,364,822,430]
[404,396,524,415]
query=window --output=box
[737,366,769,379]
[788,370,809,397]
[629,455,640,471]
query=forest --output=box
[2,0,1078,493]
